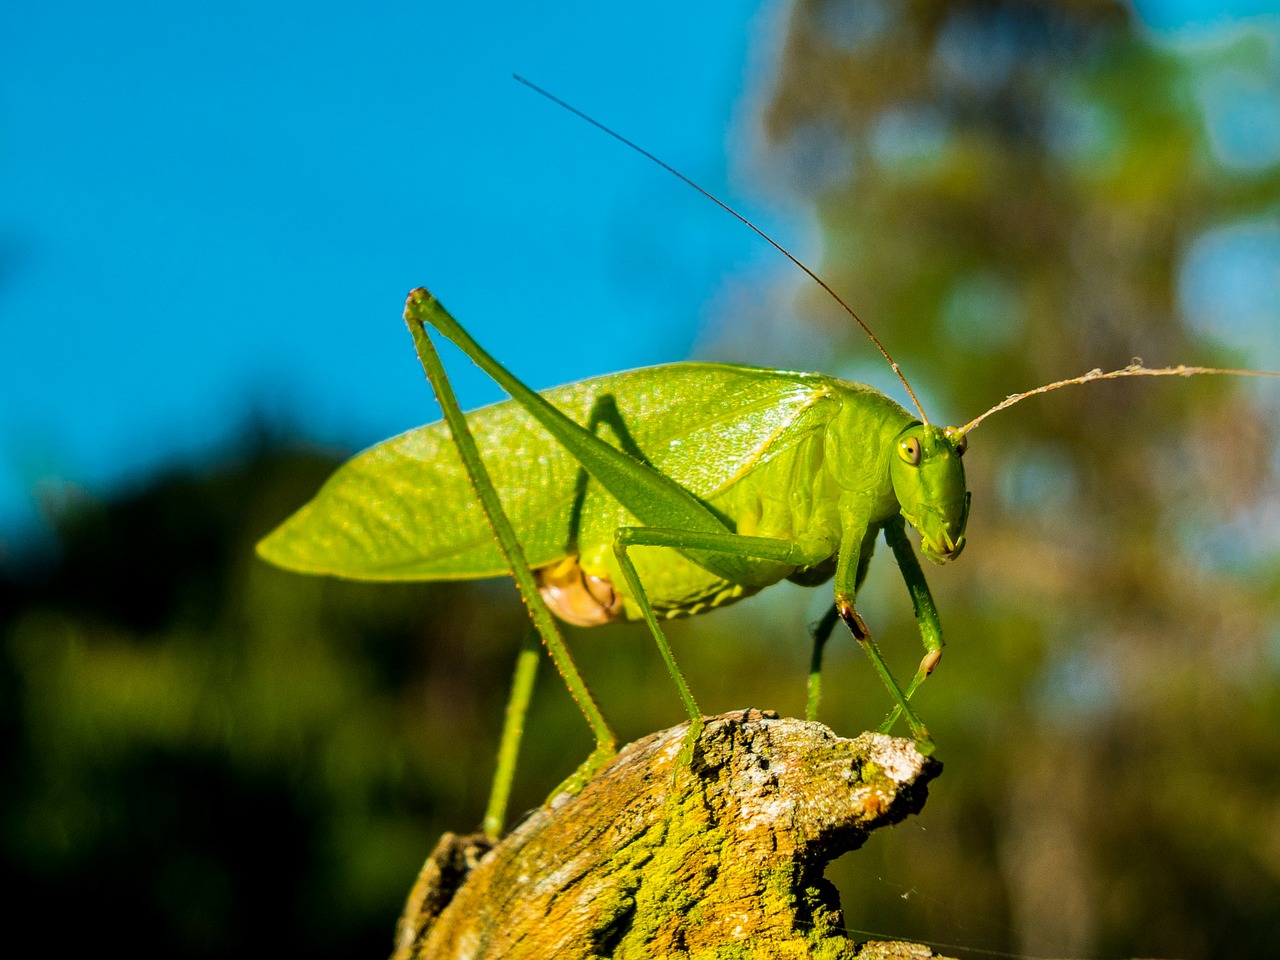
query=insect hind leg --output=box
[406,291,618,828]
[612,525,829,760]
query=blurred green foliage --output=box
[3,2,1280,958]
[1,446,491,955]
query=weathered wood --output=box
[394,710,948,959]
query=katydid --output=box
[255,93,1280,838]
[255,290,1275,813]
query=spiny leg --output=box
[877,514,944,735]
[408,288,795,788]
[840,611,932,748]
[611,534,702,749]
[407,291,744,579]
[612,524,828,758]
[482,628,540,839]
[406,296,617,811]
[832,515,932,746]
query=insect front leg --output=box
[834,499,932,747]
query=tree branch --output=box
[394,709,949,959]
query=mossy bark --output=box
[393,710,950,959]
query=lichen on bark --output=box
[394,710,950,959]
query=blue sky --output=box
[1,1,782,547]
[0,0,1275,550]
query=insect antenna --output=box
[957,361,1280,437]
[514,74,932,426]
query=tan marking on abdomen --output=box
[534,556,626,627]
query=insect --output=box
[255,84,1279,838]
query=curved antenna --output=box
[957,362,1280,437]
[513,74,931,426]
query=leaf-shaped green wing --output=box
[256,362,838,581]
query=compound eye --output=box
[899,436,921,465]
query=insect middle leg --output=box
[808,527,878,721]
[611,525,841,755]
[807,604,841,722]
[614,523,934,746]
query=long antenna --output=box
[513,74,932,426]
[957,362,1280,437]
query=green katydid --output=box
[257,297,1275,825]
[255,88,1280,839]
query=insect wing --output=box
[256,363,835,582]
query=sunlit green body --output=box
[259,290,970,828]
[261,362,921,620]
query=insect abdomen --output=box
[535,556,626,626]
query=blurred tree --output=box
[723,0,1280,956]
[0,441,562,958]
